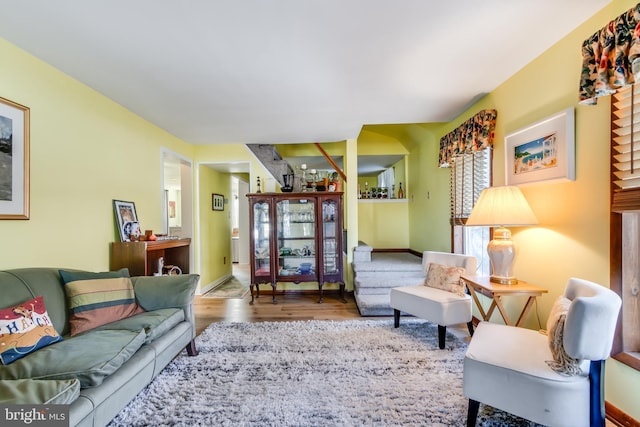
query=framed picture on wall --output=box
[113,200,139,241]
[0,96,30,220]
[212,193,224,211]
[505,107,575,185]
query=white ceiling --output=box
[0,1,609,146]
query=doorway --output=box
[162,150,193,239]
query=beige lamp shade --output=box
[465,186,537,284]
[466,186,538,227]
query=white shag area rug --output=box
[109,319,542,427]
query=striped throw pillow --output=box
[64,277,144,336]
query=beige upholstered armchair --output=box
[390,251,477,349]
[464,278,621,427]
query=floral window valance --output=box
[438,109,497,167]
[580,2,640,104]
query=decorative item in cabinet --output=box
[110,238,190,277]
[247,192,344,305]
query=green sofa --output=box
[0,268,200,427]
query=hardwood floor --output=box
[194,291,375,335]
[194,262,383,335]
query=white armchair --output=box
[463,278,621,427]
[390,251,477,349]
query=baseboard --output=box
[606,402,640,427]
[197,273,231,295]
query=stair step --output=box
[354,293,394,316]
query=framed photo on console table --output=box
[505,107,575,185]
[113,200,139,242]
[0,96,30,220]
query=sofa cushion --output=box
[0,296,63,365]
[0,329,146,388]
[424,263,466,296]
[0,378,80,405]
[93,308,184,344]
[63,276,144,336]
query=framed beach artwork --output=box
[0,96,30,219]
[505,107,575,185]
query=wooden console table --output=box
[461,275,548,327]
[110,238,190,276]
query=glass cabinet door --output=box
[321,199,339,276]
[276,198,316,278]
[252,201,271,277]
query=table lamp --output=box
[465,186,538,285]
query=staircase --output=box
[352,244,425,316]
[246,144,293,188]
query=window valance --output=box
[579,3,640,104]
[438,109,497,167]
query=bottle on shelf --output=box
[397,182,404,199]
[364,182,369,199]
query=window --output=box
[377,167,395,193]
[450,148,492,276]
[611,85,640,370]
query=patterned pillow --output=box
[546,296,582,375]
[0,296,63,365]
[64,277,144,336]
[424,263,466,296]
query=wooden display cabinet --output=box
[247,192,344,304]
[110,238,191,276]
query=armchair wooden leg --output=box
[467,399,479,427]
[590,360,606,427]
[393,309,400,328]
[437,325,446,349]
[186,339,198,356]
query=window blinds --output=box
[612,85,640,211]
[450,148,491,225]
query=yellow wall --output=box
[357,200,409,248]
[197,165,232,291]
[428,0,638,418]
[0,37,193,271]
[404,123,452,253]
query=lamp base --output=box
[490,275,519,285]
[487,227,519,285]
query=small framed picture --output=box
[212,193,224,211]
[113,200,139,241]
